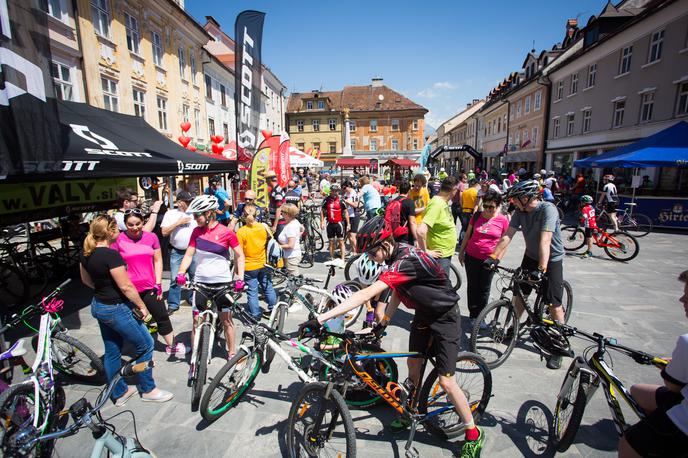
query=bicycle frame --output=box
[495,267,546,323]
[190,309,218,373]
[89,431,150,458]
[590,229,623,250]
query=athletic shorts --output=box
[584,227,594,239]
[520,255,564,308]
[605,201,617,213]
[326,222,345,240]
[409,305,461,377]
[624,387,688,457]
[191,282,234,314]
[348,214,360,233]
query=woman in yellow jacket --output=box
[236,204,277,320]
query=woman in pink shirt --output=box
[457,190,510,324]
[111,209,187,356]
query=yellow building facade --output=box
[286,91,344,163]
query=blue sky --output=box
[187,0,607,129]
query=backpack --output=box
[262,223,283,265]
[384,197,405,232]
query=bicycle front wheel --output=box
[552,360,591,452]
[621,213,652,237]
[287,382,356,457]
[191,326,209,411]
[418,352,492,439]
[200,346,261,422]
[343,253,361,281]
[543,280,574,324]
[469,299,519,369]
[0,382,53,457]
[603,231,639,262]
[50,332,105,385]
[561,226,586,251]
[313,229,325,251]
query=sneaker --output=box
[146,323,158,334]
[262,309,273,320]
[166,342,189,356]
[141,389,174,403]
[167,306,179,315]
[581,251,593,258]
[460,426,485,458]
[546,355,563,370]
[114,386,137,407]
[389,416,411,433]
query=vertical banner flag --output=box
[419,144,431,171]
[276,132,291,187]
[234,10,265,158]
[0,0,62,180]
[250,136,271,209]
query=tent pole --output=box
[631,167,638,216]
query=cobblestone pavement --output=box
[38,230,687,457]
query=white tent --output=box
[289,146,324,168]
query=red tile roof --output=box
[287,84,426,114]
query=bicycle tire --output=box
[449,262,462,291]
[0,262,28,307]
[262,304,286,373]
[343,253,361,281]
[621,213,652,237]
[561,226,586,251]
[0,382,54,458]
[469,299,519,369]
[603,231,639,262]
[418,352,492,439]
[191,326,209,411]
[540,280,574,324]
[551,362,590,452]
[200,346,261,422]
[299,235,315,268]
[286,382,356,458]
[313,229,324,251]
[49,332,105,385]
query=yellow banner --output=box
[249,147,271,209]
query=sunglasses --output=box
[268,177,277,181]
[483,204,496,209]
[124,208,143,216]
[245,198,255,202]
[193,212,204,218]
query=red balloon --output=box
[214,135,224,144]
[186,145,197,152]
[211,143,223,154]
[180,122,191,132]
[261,130,272,140]
[178,136,191,147]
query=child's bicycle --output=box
[561,225,639,261]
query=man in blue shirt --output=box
[205,175,231,225]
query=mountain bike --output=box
[562,225,639,262]
[548,322,668,452]
[597,203,652,237]
[0,279,105,385]
[0,261,29,309]
[6,357,155,457]
[183,282,243,411]
[288,325,492,458]
[469,265,573,369]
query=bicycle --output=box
[288,325,493,458]
[548,322,669,452]
[596,203,652,237]
[7,357,155,457]
[0,261,29,309]
[469,265,573,369]
[561,225,639,262]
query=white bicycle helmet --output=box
[186,195,219,213]
[355,253,383,285]
[331,283,355,305]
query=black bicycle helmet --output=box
[356,216,390,253]
[530,325,574,358]
[505,179,540,200]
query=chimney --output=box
[467,103,472,109]
[566,18,578,38]
[371,77,383,87]
[472,98,480,105]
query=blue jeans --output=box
[90,300,155,401]
[436,256,453,278]
[167,248,196,310]
[245,267,277,319]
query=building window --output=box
[553,118,560,138]
[101,76,118,112]
[312,119,320,131]
[412,139,419,150]
[223,123,229,142]
[648,30,664,63]
[640,92,654,123]
[157,97,167,130]
[124,12,140,54]
[296,120,304,132]
[525,96,531,114]
[613,100,625,128]
[566,114,575,136]
[391,138,399,150]
[619,46,632,75]
[177,47,186,80]
[296,142,305,151]
[133,89,145,117]
[516,100,522,117]
[47,0,67,22]
[306,101,313,110]
[220,85,226,107]
[370,139,377,151]
[570,73,578,95]
[207,117,215,137]
[534,90,542,110]
[204,74,212,99]
[313,142,320,151]
[317,100,325,109]
[190,53,197,85]
[349,120,356,131]
[412,120,419,130]
[587,63,597,88]
[50,62,73,101]
[556,81,564,100]
[677,82,688,116]
[91,0,110,38]
[329,142,336,153]
[329,119,336,131]
[391,119,399,131]
[151,31,163,67]
[370,119,378,132]
[532,126,538,148]
[515,131,520,146]
[583,109,592,133]
[193,108,200,138]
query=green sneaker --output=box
[389,417,411,433]
[460,426,484,458]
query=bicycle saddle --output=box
[324,259,345,268]
[624,202,637,206]
[0,338,28,361]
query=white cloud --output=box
[417,81,456,98]
[417,88,438,98]
[433,81,456,90]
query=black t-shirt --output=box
[396,196,415,244]
[269,185,285,214]
[379,243,458,316]
[284,189,301,206]
[80,247,129,305]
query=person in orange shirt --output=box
[409,173,430,226]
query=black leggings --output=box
[464,253,496,319]
[140,289,173,336]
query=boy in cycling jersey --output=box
[320,184,350,264]
[300,216,485,458]
[578,195,596,258]
[619,270,688,457]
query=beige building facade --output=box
[46,0,86,103]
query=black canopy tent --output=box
[429,145,483,164]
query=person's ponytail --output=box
[83,233,97,257]
[83,215,117,257]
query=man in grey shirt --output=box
[485,179,566,369]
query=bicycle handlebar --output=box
[0,279,72,335]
